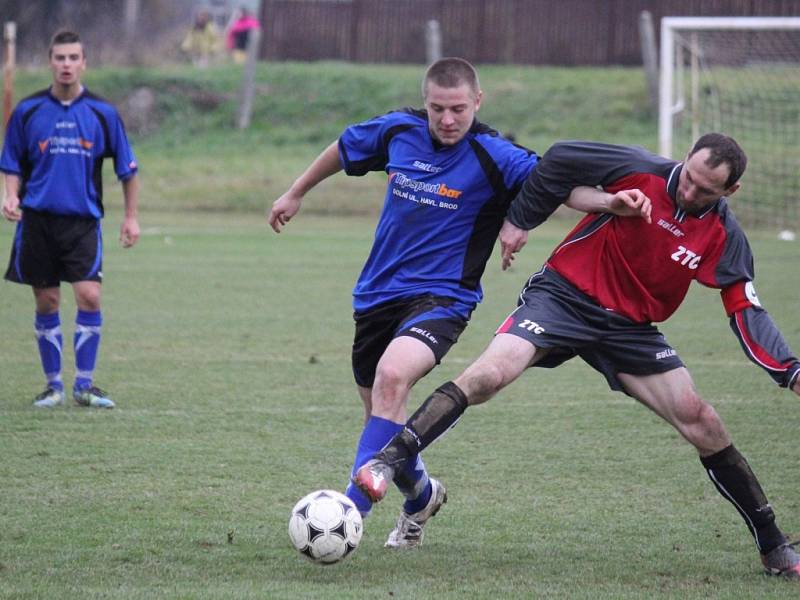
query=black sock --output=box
[377,381,469,474]
[700,444,786,554]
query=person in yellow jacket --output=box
[181,9,222,68]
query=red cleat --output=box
[352,459,395,503]
[762,541,800,579]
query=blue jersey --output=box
[0,88,137,219]
[339,108,538,313]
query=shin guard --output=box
[701,444,786,554]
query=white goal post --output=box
[659,17,800,226]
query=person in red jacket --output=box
[355,133,800,579]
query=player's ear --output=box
[474,89,483,111]
[724,182,740,197]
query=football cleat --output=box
[385,477,447,549]
[73,386,115,409]
[352,459,396,503]
[762,541,800,579]
[33,388,65,408]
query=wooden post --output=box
[3,22,16,129]
[237,28,261,130]
[639,11,659,115]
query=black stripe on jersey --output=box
[89,106,112,217]
[17,92,49,202]
[457,139,516,290]
[550,213,614,259]
[340,111,418,175]
[20,91,48,126]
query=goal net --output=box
[659,17,800,228]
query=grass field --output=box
[2,210,799,599]
[1,62,799,598]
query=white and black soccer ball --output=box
[288,489,363,564]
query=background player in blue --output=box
[1,30,140,409]
[355,134,800,578]
[269,57,649,548]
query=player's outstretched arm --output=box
[120,174,140,248]
[566,186,652,223]
[2,174,22,222]
[269,141,342,233]
[722,281,800,391]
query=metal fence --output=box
[259,0,800,65]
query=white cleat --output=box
[33,388,65,408]
[385,478,447,549]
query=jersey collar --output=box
[47,85,86,106]
[429,118,479,152]
[666,162,720,221]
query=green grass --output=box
[2,62,799,598]
[2,210,799,599]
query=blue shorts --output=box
[352,295,473,388]
[497,268,684,392]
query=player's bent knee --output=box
[674,394,727,448]
[461,361,508,404]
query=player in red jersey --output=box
[354,133,800,578]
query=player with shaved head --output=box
[270,58,649,548]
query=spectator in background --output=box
[226,6,261,64]
[181,8,223,68]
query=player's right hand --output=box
[2,196,22,222]
[608,189,652,224]
[268,192,302,233]
[499,219,528,271]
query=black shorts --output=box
[5,210,103,288]
[497,268,684,392]
[352,295,473,388]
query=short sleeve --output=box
[108,112,138,181]
[0,107,26,175]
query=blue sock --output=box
[400,456,433,514]
[345,416,403,516]
[74,310,102,391]
[35,312,63,392]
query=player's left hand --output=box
[120,217,140,248]
[499,219,528,271]
[269,191,303,233]
[608,189,652,224]
[792,376,800,396]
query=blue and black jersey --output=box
[339,108,538,313]
[0,88,137,219]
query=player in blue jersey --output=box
[270,57,650,548]
[1,30,140,409]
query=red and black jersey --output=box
[508,140,800,389]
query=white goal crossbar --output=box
[658,16,800,157]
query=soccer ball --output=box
[288,489,363,564]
